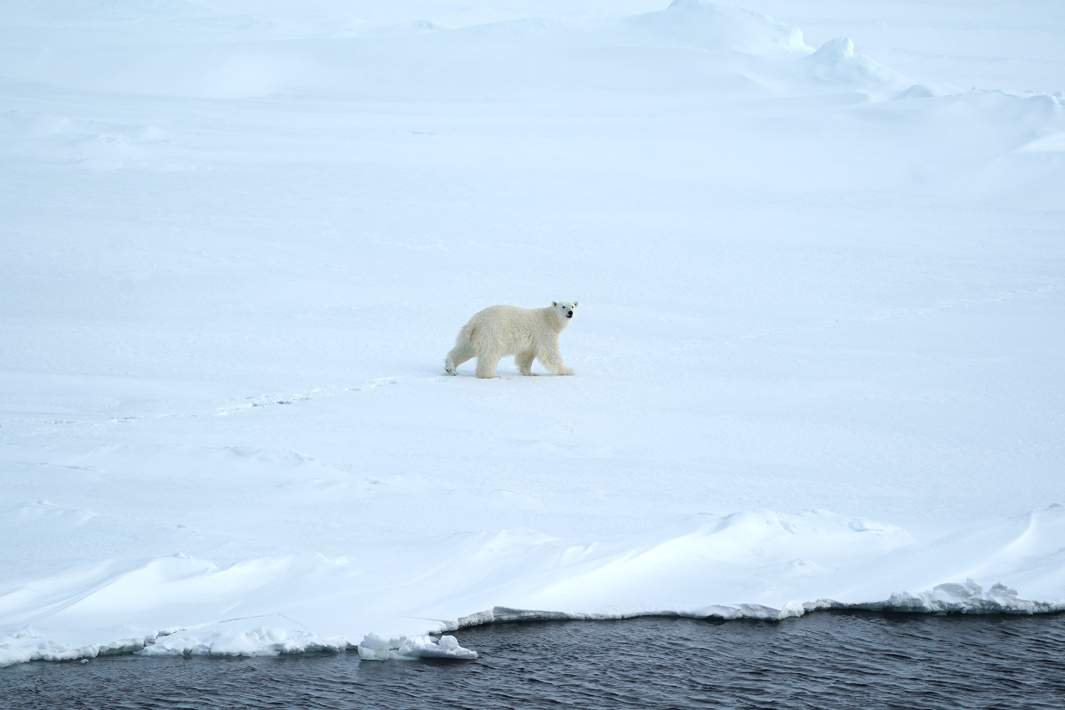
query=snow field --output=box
[1,0,1064,665]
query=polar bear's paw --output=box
[444,358,457,376]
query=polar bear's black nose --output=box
[567,311,573,318]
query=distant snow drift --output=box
[1,0,1064,666]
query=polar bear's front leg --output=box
[537,342,574,376]
[475,352,502,379]
[516,350,536,376]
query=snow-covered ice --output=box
[357,634,477,661]
[2,0,1064,666]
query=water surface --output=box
[5,612,1064,708]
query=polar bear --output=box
[444,301,578,378]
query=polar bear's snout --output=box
[566,310,573,318]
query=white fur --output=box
[445,301,578,378]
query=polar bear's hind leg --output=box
[475,352,502,379]
[445,343,475,375]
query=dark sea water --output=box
[4,612,1065,709]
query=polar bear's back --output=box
[465,305,546,354]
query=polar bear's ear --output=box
[574,302,578,308]
[552,301,557,307]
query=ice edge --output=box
[453,595,1065,631]
[5,582,1062,668]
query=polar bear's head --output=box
[551,301,579,321]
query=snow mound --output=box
[896,84,936,100]
[1019,131,1065,153]
[620,0,808,54]
[0,628,160,666]
[0,618,346,666]
[7,506,1065,666]
[140,622,343,658]
[851,580,1064,615]
[802,37,906,91]
[2,507,1064,667]
[357,633,477,661]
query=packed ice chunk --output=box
[357,634,477,661]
